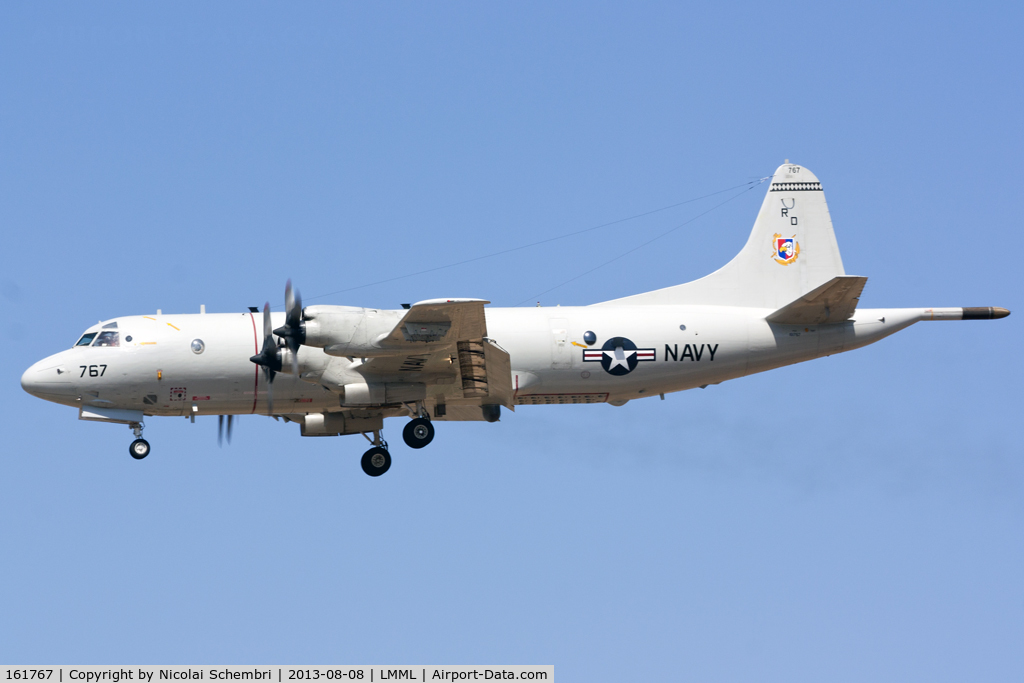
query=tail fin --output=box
[599,163,847,308]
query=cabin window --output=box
[92,331,120,347]
[75,332,97,347]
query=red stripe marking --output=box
[249,312,259,414]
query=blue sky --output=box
[2,3,1021,679]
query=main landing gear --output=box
[361,412,435,477]
[361,445,392,477]
[403,417,435,449]
[129,422,150,460]
[360,425,392,477]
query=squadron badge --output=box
[772,233,800,265]
[582,336,656,376]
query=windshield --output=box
[92,331,120,347]
[75,333,97,347]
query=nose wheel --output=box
[130,438,151,460]
[128,422,151,459]
[403,417,435,449]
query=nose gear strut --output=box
[129,420,150,460]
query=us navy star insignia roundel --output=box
[582,336,656,375]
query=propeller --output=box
[249,281,306,415]
[273,279,304,376]
[217,414,234,446]
[249,302,282,414]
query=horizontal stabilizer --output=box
[766,276,867,325]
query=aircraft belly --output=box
[748,319,824,374]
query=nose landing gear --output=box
[129,421,150,460]
[130,439,151,459]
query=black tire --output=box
[361,447,391,476]
[129,439,151,460]
[403,418,435,449]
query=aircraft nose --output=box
[21,360,48,398]
[21,356,75,400]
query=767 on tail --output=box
[21,163,1009,476]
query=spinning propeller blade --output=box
[263,301,273,346]
[249,302,281,414]
[249,281,306,414]
[218,415,235,447]
[274,279,304,376]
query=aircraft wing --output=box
[378,298,489,346]
[363,299,513,408]
[766,276,868,325]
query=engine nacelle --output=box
[341,382,384,405]
[301,305,404,354]
[340,382,426,406]
[273,348,329,381]
[300,412,383,436]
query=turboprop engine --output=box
[301,305,435,358]
[268,279,467,360]
[252,281,439,406]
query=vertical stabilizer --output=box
[599,163,846,308]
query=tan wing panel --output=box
[379,299,489,346]
[361,300,512,410]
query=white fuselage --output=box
[21,305,922,418]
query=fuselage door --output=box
[551,318,570,369]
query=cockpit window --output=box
[75,333,97,347]
[102,322,118,329]
[92,331,120,347]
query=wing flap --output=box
[453,339,513,407]
[482,340,513,407]
[361,299,512,408]
[766,276,868,325]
